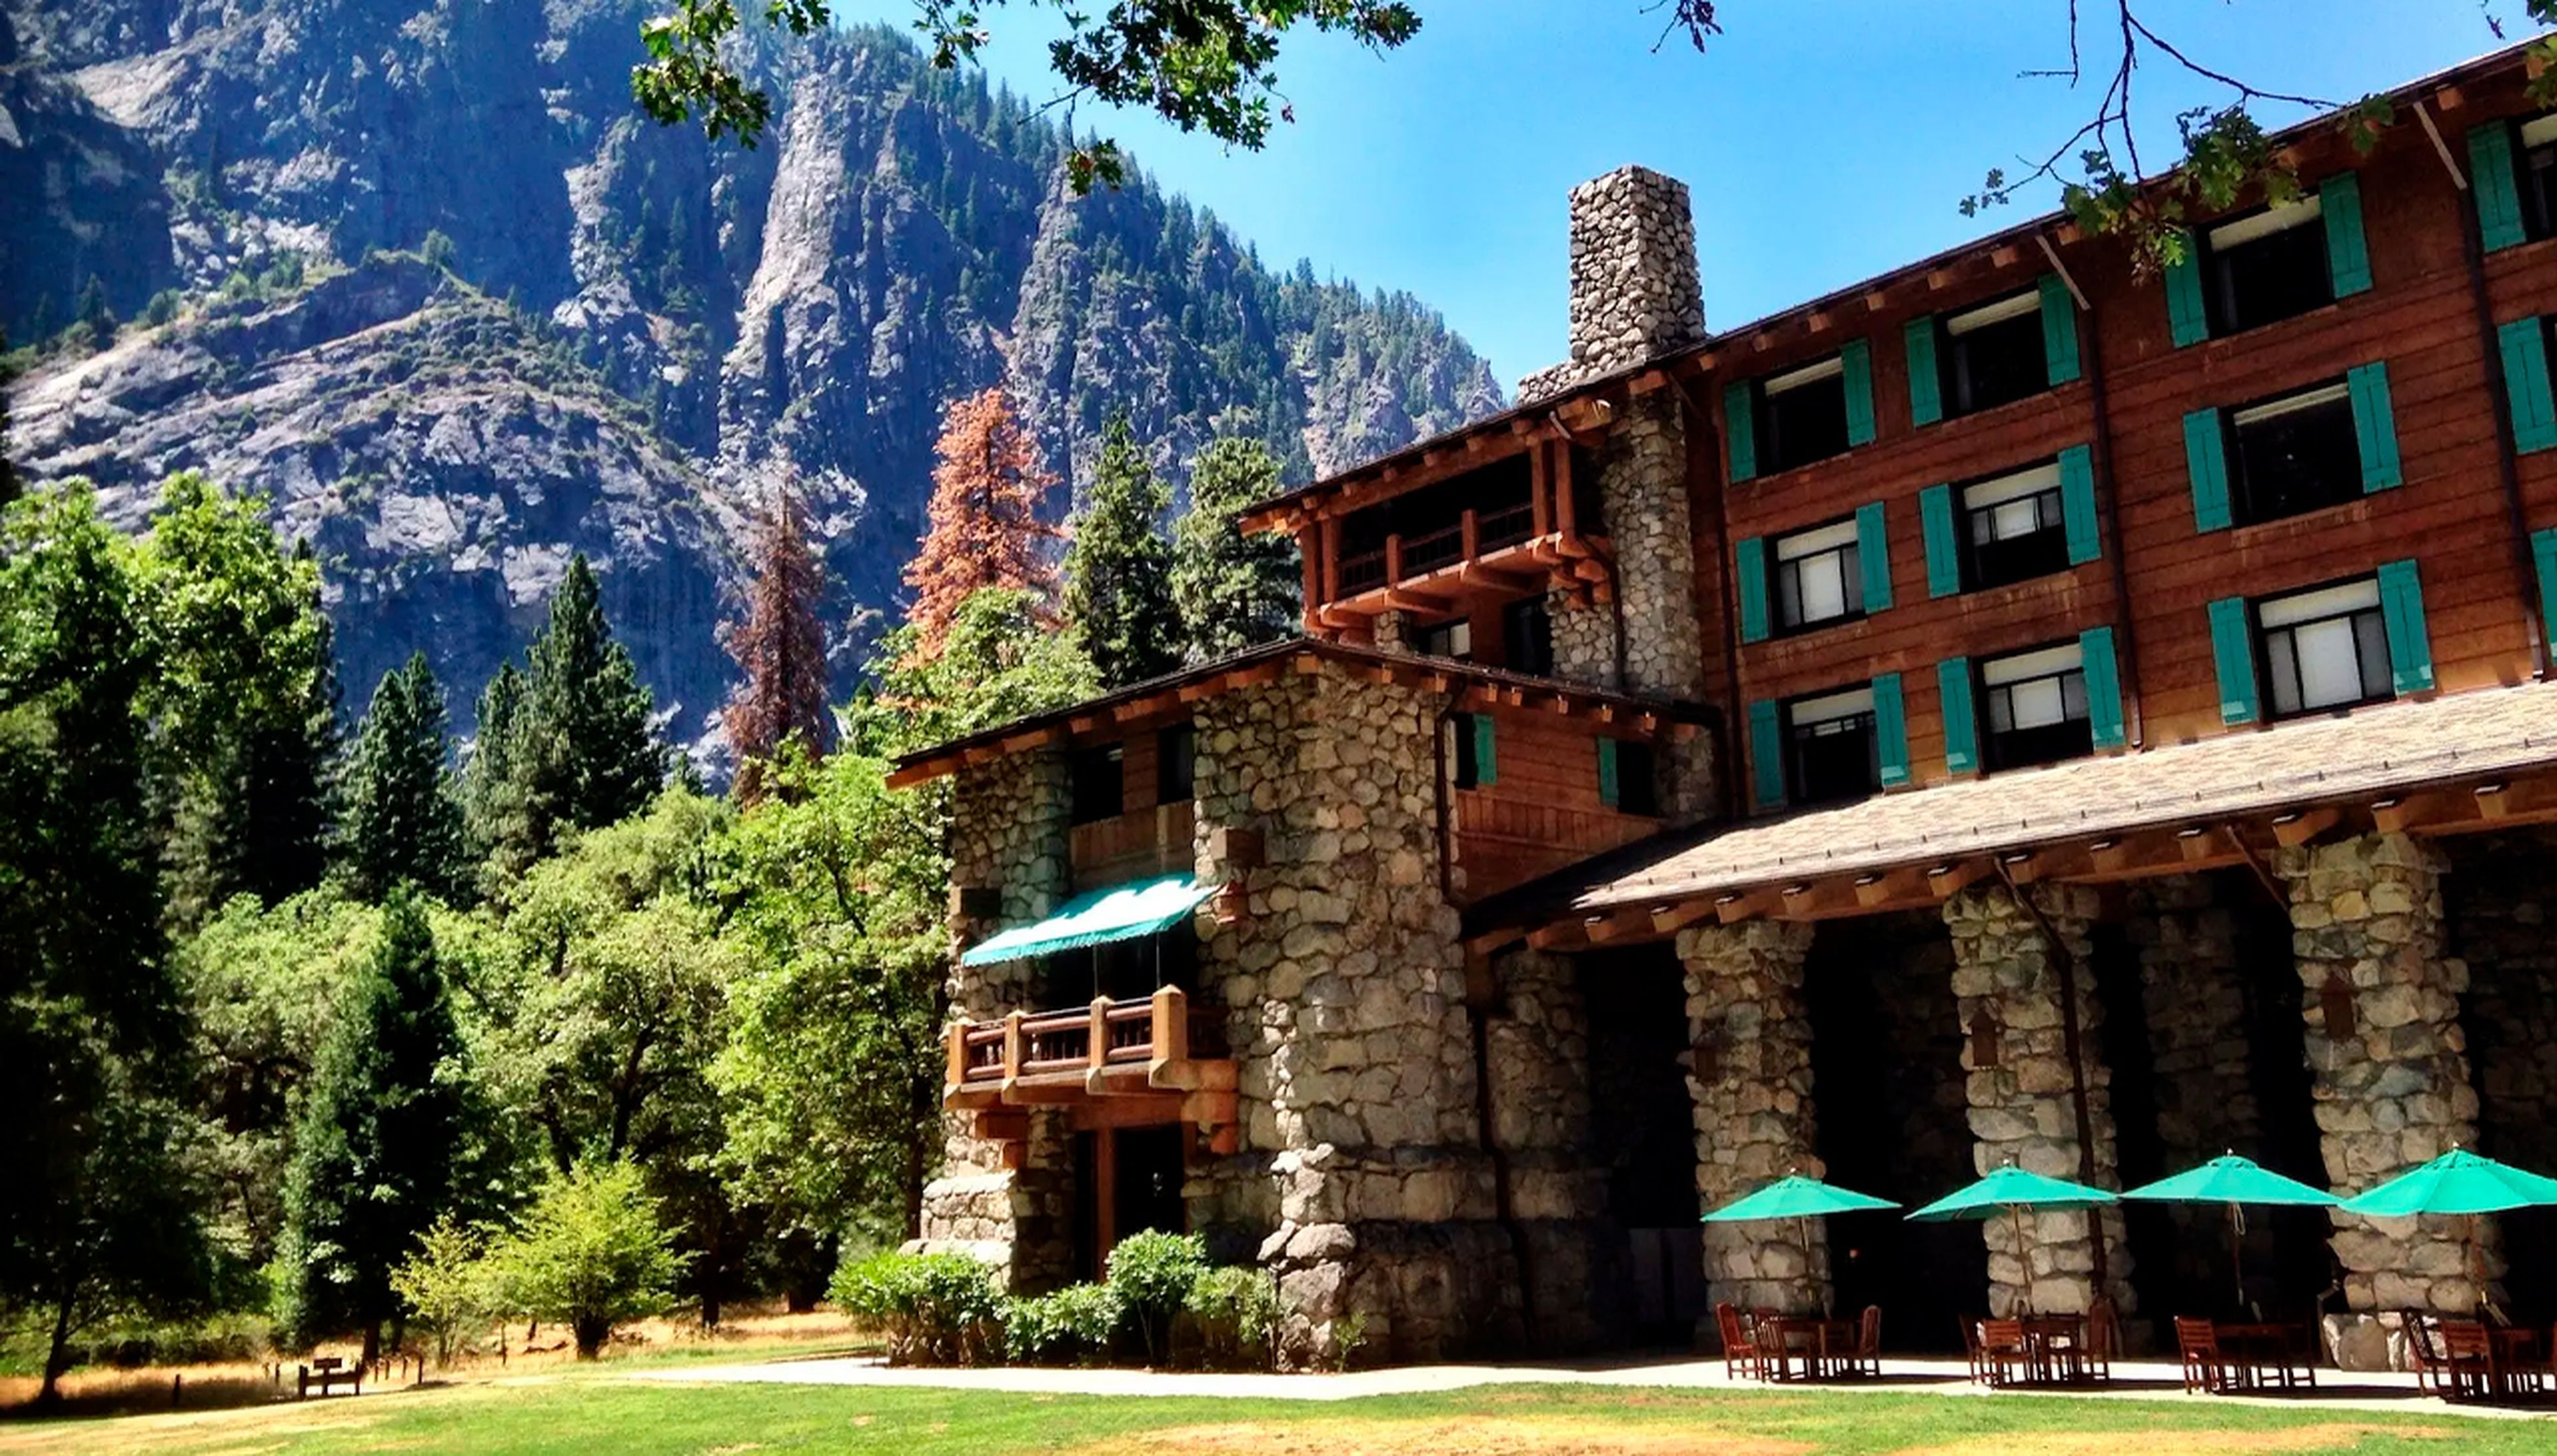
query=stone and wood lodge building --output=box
[890,41,2557,1369]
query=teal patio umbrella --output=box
[1703,1175,1901,1318]
[1908,1166,2120,1316]
[2339,1148,2557,1318]
[2122,1152,2339,1313]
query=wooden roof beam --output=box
[2272,806,2346,848]
[1525,917,1591,953]
[1651,899,1714,937]
[1715,887,1781,925]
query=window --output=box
[1960,463,2072,590]
[1419,618,1473,660]
[1606,739,1659,816]
[1156,724,1195,804]
[1979,642,2093,770]
[2226,381,2362,525]
[1069,744,1124,826]
[2205,197,2333,335]
[1503,597,1554,677]
[1757,356,1851,474]
[1452,712,1490,790]
[2259,579,2393,718]
[1773,518,1864,632]
[1784,686,1878,806]
[2518,114,2557,241]
[1939,290,2048,417]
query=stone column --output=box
[1678,919,1825,1315]
[2127,877,2265,1302]
[2278,834,2488,1339]
[1943,885,2135,1318]
[1484,948,1606,1350]
[915,748,1077,1290]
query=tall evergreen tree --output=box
[525,555,664,836]
[903,387,1061,653]
[462,661,535,884]
[75,274,113,345]
[276,891,473,1359]
[1,323,21,507]
[718,486,830,803]
[340,653,467,903]
[1061,415,1180,688]
[230,545,340,904]
[1172,436,1300,662]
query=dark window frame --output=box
[2254,577,2395,720]
[1937,288,2051,418]
[1502,597,1554,678]
[1612,739,1660,817]
[1452,712,1484,790]
[2223,377,2364,528]
[1068,743,1125,826]
[1977,640,2094,772]
[1418,617,1474,660]
[1771,515,1866,635]
[2200,197,2335,338]
[1782,686,1880,807]
[1958,461,2074,591]
[1755,355,1852,475]
[2517,113,2557,242]
[1156,724,1196,804]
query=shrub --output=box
[1184,1265,1278,1371]
[828,1250,1001,1367]
[1001,1283,1120,1366]
[484,1160,685,1359]
[143,290,182,328]
[389,1216,495,1369]
[1103,1230,1206,1366]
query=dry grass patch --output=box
[0,1395,385,1455]
[1086,1419,1815,1456]
[1890,1423,2464,1456]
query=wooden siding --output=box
[1450,706,1661,901]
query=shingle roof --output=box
[1482,683,2557,925]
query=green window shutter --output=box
[1473,714,1499,788]
[2079,626,2126,750]
[1936,658,1978,775]
[1842,339,1877,447]
[2534,527,2557,654]
[1596,737,1620,810]
[2470,122,2528,252]
[2207,597,2260,726]
[2377,558,2436,695]
[1735,536,1771,644]
[2322,170,2372,298]
[2165,234,2210,347]
[2347,360,2403,492]
[2184,407,2233,533]
[1872,672,1910,788]
[1748,700,1787,810]
[2058,444,2101,566]
[1904,316,1944,426]
[1855,501,1893,612]
[2499,317,2557,454]
[2039,274,2082,385]
[1723,381,1758,482]
[1919,484,1962,598]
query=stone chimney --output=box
[1520,166,1705,402]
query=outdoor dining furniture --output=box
[1752,1312,1854,1381]
[1975,1318,2032,1387]
[2437,1321,2500,1401]
[2174,1317,2231,1394]
[2401,1310,2448,1396]
[2207,1320,2319,1391]
[1832,1304,1883,1379]
[2022,1314,2092,1383]
[1714,1303,1764,1381]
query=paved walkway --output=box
[634,1353,2554,1419]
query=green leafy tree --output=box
[852,587,1100,763]
[276,891,483,1359]
[389,1216,495,1368]
[1062,415,1181,688]
[342,653,468,903]
[1172,437,1300,662]
[487,1158,685,1359]
[0,481,208,1405]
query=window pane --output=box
[2353,612,2393,700]
[1989,497,2044,541]
[1762,373,1850,473]
[1948,308,2048,415]
[2233,391,2361,525]
[2211,213,2333,334]
[2006,677,2069,731]
[1777,564,1805,626]
[2293,616,2366,710]
[1801,555,1848,622]
[2267,632,2303,718]
[1987,690,2015,734]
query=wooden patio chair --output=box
[1958,1316,1988,1384]
[1978,1318,2031,1387]
[1715,1303,1763,1381]
[2399,1309,2445,1395]
[1835,1305,1882,1379]
[2436,1320,2497,1402]
[2080,1298,2119,1383]
[2173,1316,2229,1394]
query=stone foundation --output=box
[1678,919,1825,1314]
[1944,885,2134,1318]
[1486,949,1608,1349]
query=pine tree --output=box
[340,653,467,903]
[461,661,536,883]
[1173,437,1301,662]
[903,386,1061,652]
[276,891,473,1359]
[1061,414,1180,687]
[75,275,114,344]
[523,555,663,836]
[1,322,21,507]
[719,485,830,804]
[232,547,340,904]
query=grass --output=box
[0,1369,2540,1456]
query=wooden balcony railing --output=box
[1069,802,1195,880]
[945,985,1230,1095]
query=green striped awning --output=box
[958,875,1213,967]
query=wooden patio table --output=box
[2486,1325,2547,1400]
[2016,1315,2091,1385]
[2211,1322,2318,1391]
[1755,1316,1859,1381]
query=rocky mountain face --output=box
[1,0,1503,754]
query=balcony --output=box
[1069,802,1195,882]
[944,986,1239,1152]
[1324,503,1611,638]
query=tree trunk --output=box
[360,1320,382,1367]
[573,1316,611,1360]
[37,1295,75,1407]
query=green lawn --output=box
[0,1373,2538,1456]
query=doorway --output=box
[1071,1122,1189,1283]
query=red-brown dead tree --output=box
[720,483,831,802]
[902,386,1063,654]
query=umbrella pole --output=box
[2014,1205,2034,1318]
[2229,1203,2245,1317]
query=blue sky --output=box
[879,2,2528,391]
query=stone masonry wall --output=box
[1519,166,1706,402]
[2277,834,2488,1330]
[1677,919,1826,1315]
[2446,830,2557,1178]
[1599,393,1707,703]
[916,748,1077,1291]
[1944,885,2135,1318]
[1486,948,1609,1350]
[1189,664,1504,1365]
